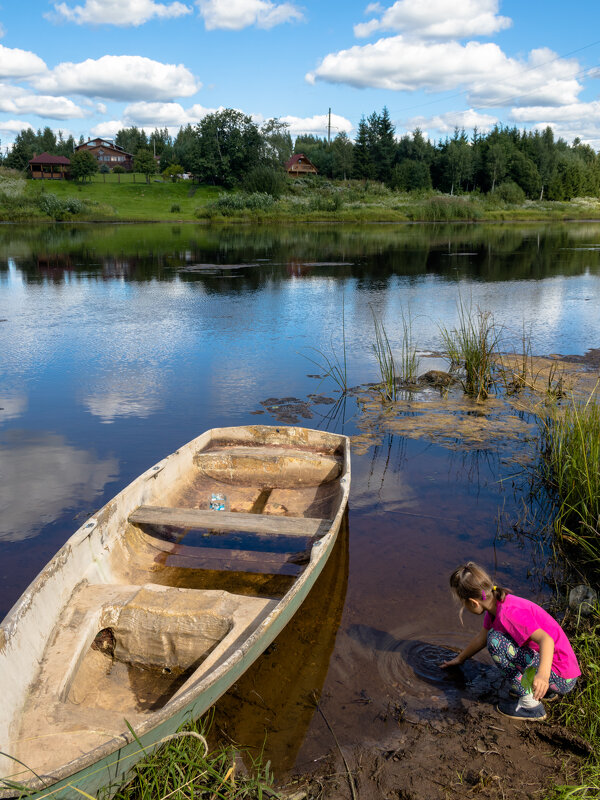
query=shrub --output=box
[243,164,287,198]
[170,203,181,213]
[202,192,275,217]
[495,180,526,205]
[37,193,86,219]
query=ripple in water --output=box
[345,624,492,698]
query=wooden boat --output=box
[0,425,350,799]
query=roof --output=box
[284,153,318,171]
[29,153,71,165]
[75,139,133,156]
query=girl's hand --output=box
[440,655,463,669]
[532,672,549,701]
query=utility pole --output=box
[327,107,331,145]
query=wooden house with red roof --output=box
[29,153,71,180]
[285,153,318,177]
[75,138,134,171]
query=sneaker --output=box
[496,698,547,721]
[544,689,559,702]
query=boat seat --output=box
[129,506,332,537]
[194,446,342,487]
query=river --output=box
[1,221,599,774]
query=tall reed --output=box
[371,308,398,400]
[539,388,600,563]
[439,297,501,400]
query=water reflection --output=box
[0,394,27,424]
[0,431,118,541]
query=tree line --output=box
[2,110,600,201]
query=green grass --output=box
[112,716,276,800]
[540,390,600,565]
[28,178,221,221]
[547,613,600,799]
[3,175,600,223]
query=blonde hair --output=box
[449,562,508,619]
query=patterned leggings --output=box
[487,630,577,697]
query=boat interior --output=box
[4,430,346,784]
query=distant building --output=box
[29,153,71,180]
[75,138,134,171]
[285,153,318,177]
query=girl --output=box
[441,562,580,720]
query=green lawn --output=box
[27,177,221,221]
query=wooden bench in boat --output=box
[129,506,332,537]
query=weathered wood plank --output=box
[129,506,332,537]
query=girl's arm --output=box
[441,627,488,668]
[529,628,555,700]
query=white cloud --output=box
[355,0,511,39]
[280,113,353,137]
[0,85,86,119]
[90,119,124,138]
[50,0,192,25]
[0,22,5,38]
[196,0,303,30]
[308,38,581,107]
[123,100,218,126]
[406,109,498,136]
[0,43,47,78]
[510,101,600,148]
[31,55,200,101]
[0,119,34,135]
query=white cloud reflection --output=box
[0,394,27,423]
[83,371,163,423]
[0,431,118,542]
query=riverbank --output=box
[2,170,600,223]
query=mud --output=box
[284,706,586,800]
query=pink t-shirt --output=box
[483,594,580,679]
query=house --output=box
[285,153,318,177]
[29,153,71,180]
[75,138,134,171]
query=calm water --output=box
[1,221,600,770]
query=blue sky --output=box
[1,0,600,151]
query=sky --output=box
[1,0,600,152]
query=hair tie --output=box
[493,585,497,592]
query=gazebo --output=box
[29,153,71,180]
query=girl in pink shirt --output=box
[441,562,580,720]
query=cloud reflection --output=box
[82,371,163,423]
[0,431,118,542]
[0,393,27,423]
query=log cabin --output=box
[75,138,134,171]
[285,153,318,177]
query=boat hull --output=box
[0,426,350,799]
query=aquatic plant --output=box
[302,297,348,393]
[439,297,502,401]
[539,388,600,564]
[370,306,418,400]
[371,308,398,401]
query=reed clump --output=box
[370,307,418,401]
[540,390,600,564]
[439,299,502,401]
